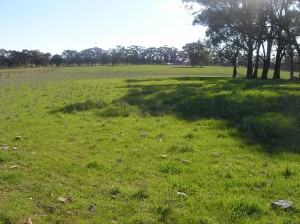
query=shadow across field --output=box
[51,77,300,153]
[121,77,300,153]
[50,100,106,114]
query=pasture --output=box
[0,65,299,223]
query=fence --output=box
[0,70,52,79]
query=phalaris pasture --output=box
[0,65,299,223]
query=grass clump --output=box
[86,161,103,170]
[230,201,262,219]
[168,143,194,153]
[132,186,149,200]
[159,162,183,175]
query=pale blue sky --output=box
[1,0,205,54]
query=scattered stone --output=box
[175,158,190,164]
[58,197,67,203]
[226,163,232,167]
[9,165,18,169]
[159,139,163,142]
[15,136,23,140]
[111,195,117,199]
[118,131,124,136]
[88,205,96,212]
[24,218,33,224]
[12,147,18,150]
[272,200,293,211]
[177,191,188,198]
[2,146,9,151]
[181,159,190,164]
[141,132,148,137]
[213,152,223,156]
[58,197,72,203]
[161,155,168,159]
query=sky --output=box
[1,0,205,55]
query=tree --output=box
[99,50,110,66]
[51,54,64,67]
[183,41,210,67]
[61,50,78,66]
[184,0,300,79]
[126,45,143,65]
[0,49,7,69]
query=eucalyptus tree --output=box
[62,50,78,66]
[99,50,110,66]
[184,0,264,77]
[126,45,144,65]
[161,46,180,64]
[183,0,300,79]
[144,47,159,64]
[80,47,104,65]
[51,54,64,67]
[183,41,210,67]
[109,45,126,66]
[281,0,300,79]
[0,49,7,69]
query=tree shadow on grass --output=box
[49,77,300,153]
[120,77,300,153]
[50,100,106,114]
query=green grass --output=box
[0,64,293,79]
[0,65,299,223]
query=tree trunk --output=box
[261,59,270,79]
[246,40,254,78]
[289,47,294,80]
[261,28,274,79]
[232,60,237,78]
[291,39,300,80]
[253,43,261,78]
[273,47,283,79]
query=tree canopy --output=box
[184,0,300,79]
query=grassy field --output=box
[0,65,299,223]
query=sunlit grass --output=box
[0,67,299,223]
[0,65,292,79]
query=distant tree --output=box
[183,41,210,67]
[61,50,78,66]
[29,50,51,67]
[109,45,126,66]
[99,50,110,66]
[144,47,158,64]
[0,49,7,69]
[126,45,143,65]
[21,49,32,67]
[51,54,64,67]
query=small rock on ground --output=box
[88,205,96,212]
[24,218,33,224]
[271,200,293,211]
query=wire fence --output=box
[0,70,53,79]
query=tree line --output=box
[0,43,213,69]
[184,0,300,79]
